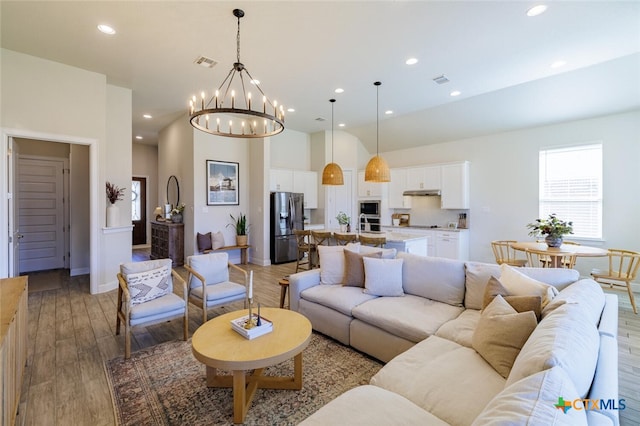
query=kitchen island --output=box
[359,231,429,257]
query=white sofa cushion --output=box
[499,264,559,308]
[464,261,501,310]
[352,295,464,343]
[371,335,505,426]
[300,284,378,316]
[507,304,600,398]
[299,385,450,426]
[397,252,466,306]
[516,266,580,290]
[472,366,588,425]
[318,244,359,284]
[435,309,480,348]
[542,278,605,325]
[363,257,405,297]
[473,295,538,378]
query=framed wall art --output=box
[206,160,239,205]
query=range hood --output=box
[403,189,441,196]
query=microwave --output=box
[359,200,380,217]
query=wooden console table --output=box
[203,244,251,265]
[1,276,28,426]
[151,221,184,266]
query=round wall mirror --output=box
[166,175,180,208]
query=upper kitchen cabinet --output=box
[270,169,318,208]
[293,170,318,209]
[270,169,293,192]
[358,170,384,198]
[406,165,441,191]
[389,168,411,209]
[440,162,470,209]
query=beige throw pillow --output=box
[342,250,383,287]
[473,295,538,379]
[483,276,542,321]
[499,264,559,308]
[211,231,225,249]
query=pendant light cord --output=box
[375,81,381,156]
[330,99,336,162]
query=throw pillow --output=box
[483,276,542,321]
[472,295,538,378]
[125,263,172,305]
[318,244,359,285]
[499,264,559,308]
[211,231,225,249]
[197,232,213,252]
[342,250,383,287]
[363,257,404,297]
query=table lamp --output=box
[153,206,164,221]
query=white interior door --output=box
[8,137,21,276]
[18,157,65,272]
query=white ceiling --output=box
[2,1,639,152]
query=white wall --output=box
[381,110,640,277]
[270,128,310,169]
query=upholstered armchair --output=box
[116,259,188,359]
[185,252,248,323]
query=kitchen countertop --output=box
[359,232,427,242]
[383,225,468,232]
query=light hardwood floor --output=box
[16,254,640,425]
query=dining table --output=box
[510,241,608,268]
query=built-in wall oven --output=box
[358,200,381,232]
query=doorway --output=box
[132,176,147,246]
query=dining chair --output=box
[525,248,576,269]
[294,229,316,272]
[185,252,248,323]
[490,240,527,267]
[358,234,386,248]
[116,259,188,359]
[591,249,640,314]
[334,232,357,246]
[311,230,333,267]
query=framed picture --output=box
[206,160,239,205]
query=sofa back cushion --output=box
[318,244,359,284]
[506,303,600,398]
[542,279,605,325]
[398,252,466,306]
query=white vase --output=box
[106,203,118,227]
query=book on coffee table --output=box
[230,314,273,340]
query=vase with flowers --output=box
[171,203,186,223]
[336,211,350,233]
[526,213,573,247]
[105,181,125,227]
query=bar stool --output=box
[278,277,290,309]
[294,229,316,272]
[334,232,357,246]
[358,235,386,248]
[311,230,332,267]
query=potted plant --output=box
[171,203,185,223]
[336,211,350,233]
[526,213,573,247]
[105,181,125,227]
[228,213,249,246]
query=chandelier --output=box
[364,81,390,182]
[189,9,285,138]
[322,99,344,185]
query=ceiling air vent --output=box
[432,75,450,85]
[315,117,326,122]
[194,56,217,68]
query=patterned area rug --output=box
[105,333,383,425]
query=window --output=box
[131,180,141,221]
[538,143,602,239]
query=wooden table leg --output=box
[233,370,247,424]
[293,352,303,389]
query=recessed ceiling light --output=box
[143,114,152,119]
[287,108,295,112]
[405,58,418,65]
[339,123,346,127]
[334,88,344,94]
[97,24,116,35]
[526,5,547,17]
[450,90,461,97]
[385,110,393,115]
[551,60,567,69]
[250,79,260,85]
[135,136,143,140]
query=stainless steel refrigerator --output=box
[270,192,304,264]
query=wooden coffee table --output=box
[191,307,312,424]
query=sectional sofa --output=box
[290,246,619,425]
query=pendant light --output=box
[322,99,344,185]
[364,81,390,182]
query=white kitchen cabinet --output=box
[434,230,469,261]
[358,170,383,198]
[269,169,293,192]
[293,170,318,209]
[388,168,411,208]
[441,162,469,209]
[406,165,441,190]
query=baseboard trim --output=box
[70,267,90,276]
